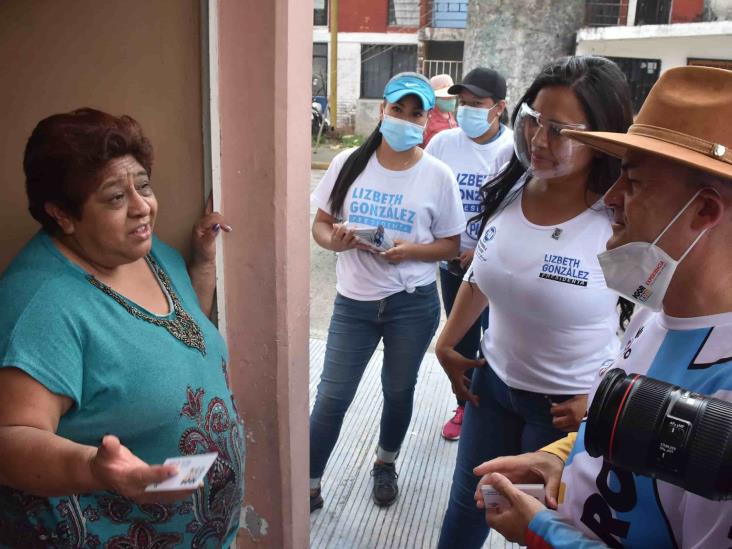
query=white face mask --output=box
[597,189,709,312]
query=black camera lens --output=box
[586,368,732,500]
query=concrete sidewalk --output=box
[312,143,345,169]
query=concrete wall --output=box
[706,0,732,19]
[334,41,363,127]
[355,99,383,136]
[577,21,732,70]
[217,0,310,546]
[463,0,585,109]
[340,0,389,32]
[0,0,203,271]
[671,0,705,22]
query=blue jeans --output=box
[310,283,440,480]
[437,365,572,549]
[439,267,489,406]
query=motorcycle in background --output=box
[312,73,330,150]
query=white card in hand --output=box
[145,452,218,492]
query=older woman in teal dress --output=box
[0,108,244,548]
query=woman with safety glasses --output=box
[435,56,635,548]
[309,72,465,512]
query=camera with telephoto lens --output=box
[585,368,732,500]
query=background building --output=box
[462,0,586,110]
[315,0,732,132]
[312,0,468,133]
[577,0,732,111]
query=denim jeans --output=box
[437,365,572,549]
[310,283,440,480]
[438,267,489,407]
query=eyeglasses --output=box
[518,103,587,142]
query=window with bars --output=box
[314,0,328,26]
[312,43,328,97]
[360,44,418,99]
[605,56,661,113]
[585,1,629,26]
[388,0,420,27]
[635,0,671,24]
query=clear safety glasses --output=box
[513,102,589,178]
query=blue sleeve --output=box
[527,510,608,549]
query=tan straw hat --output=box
[563,66,732,180]
[430,74,455,98]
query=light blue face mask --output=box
[435,98,457,113]
[379,114,425,152]
[457,104,498,139]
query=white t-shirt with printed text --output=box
[466,176,621,394]
[311,149,465,301]
[425,125,514,251]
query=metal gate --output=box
[606,56,661,113]
[634,0,671,25]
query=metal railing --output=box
[585,0,630,26]
[421,59,463,83]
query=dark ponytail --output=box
[328,123,382,218]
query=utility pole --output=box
[329,0,338,129]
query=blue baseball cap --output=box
[383,72,435,110]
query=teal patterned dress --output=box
[0,232,245,548]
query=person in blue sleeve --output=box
[475,66,732,548]
[0,108,244,548]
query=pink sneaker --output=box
[441,405,465,441]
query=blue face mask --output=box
[435,98,457,113]
[379,114,425,152]
[457,104,498,139]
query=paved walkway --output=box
[309,338,519,549]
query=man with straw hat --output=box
[470,65,732,547]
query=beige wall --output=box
[0,0,203,270]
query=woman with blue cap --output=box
[309,72,465,512]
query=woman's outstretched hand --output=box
[90,435,196,504]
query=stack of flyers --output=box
[351,224,394,252]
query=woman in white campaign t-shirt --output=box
[435,56,636,549]
[308,73,464,513]
[425,66,515,442]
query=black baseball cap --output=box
[448,67,507,100]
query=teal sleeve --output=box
[527,510,608,549]
[0,287,84,406]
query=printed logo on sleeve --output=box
[539,254,589,287]
[348,187,416,234]
[475,226,496,261]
